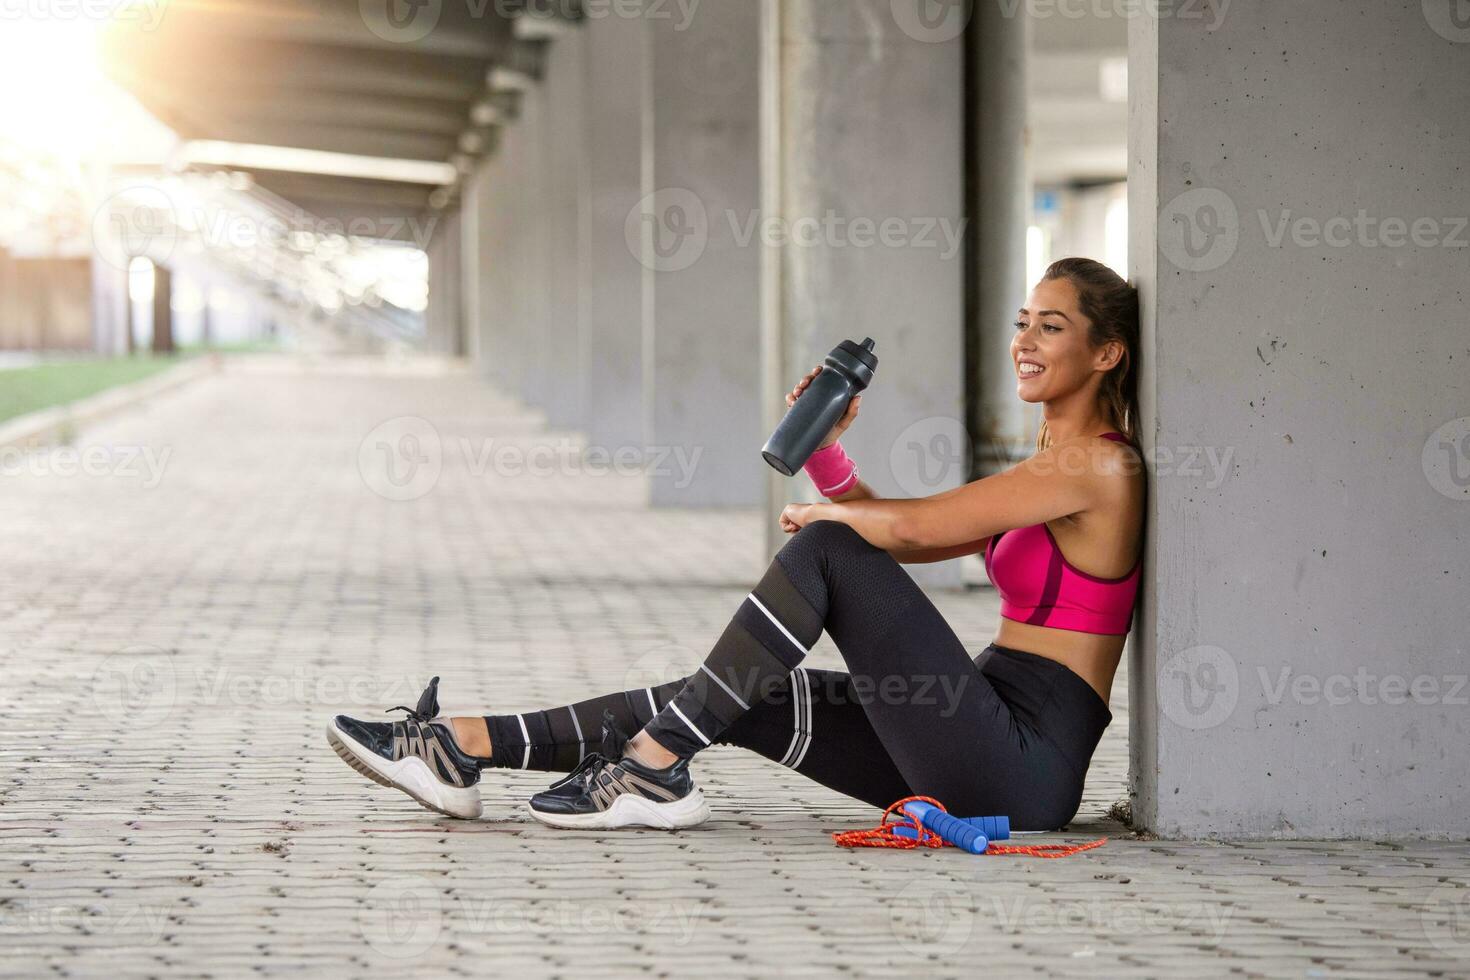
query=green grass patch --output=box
[0,356,190,424]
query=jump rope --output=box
[833,796,1107,857]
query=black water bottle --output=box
[761,338,878,476]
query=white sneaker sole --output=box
[326,719,483,820]
[527,788,711,830]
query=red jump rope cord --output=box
[831,795,1107,857]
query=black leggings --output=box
[486,520,1113,830]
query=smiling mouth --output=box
[1018,363,1046,378]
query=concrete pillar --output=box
[968,0,1032,475]
[1129,4,1470,838]
[151,264,174,354]
[578,11,648,452]
[537,24,587,430]
[759,0,967,586]
[642,0,763,506]
[514,72,551,412]
[425,206,465,356]
[460,171,482,367]
[89,255,131,356]
[470,79,535,399]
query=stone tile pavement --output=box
[2,356,1467,977]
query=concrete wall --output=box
[1130,2,1470,838]
[760,0,967,586]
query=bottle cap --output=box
[832,337,878,386]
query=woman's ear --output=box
[1096,340,1124,372]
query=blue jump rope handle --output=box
[900,801,989,854]
[891,811,1009,844]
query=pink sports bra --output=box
[982,432,1141,636]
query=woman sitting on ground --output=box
[327,257,1144,832]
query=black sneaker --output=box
[527,712,710,830]
[325,676,485,819]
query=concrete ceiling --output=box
[101,0,545,239]
[103,3,1129,239]
[1030,11,1129,186]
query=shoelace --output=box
[386,675,442,724]
[545,752,613,792]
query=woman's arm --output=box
[796,437,1123,551]
[890,538,991,564]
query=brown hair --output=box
[1034,257,1140,452]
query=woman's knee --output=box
[772,521,877,609]
[781,520,869,563]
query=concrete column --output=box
[515,71,551,412]
[968,0,1032,475]
[151,264,174,354]
[89,256,129,356]
[425,206,465,356]
[578,11,648,452]
[469,80,534,398]
[643,0,763,507]
[537,24,587,430]
[760,0,967,587]
[460,173,482,367]
[1129,4,1470,838]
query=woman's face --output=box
[1011,277,1116,404]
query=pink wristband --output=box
[803,442,859,497]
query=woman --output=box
[327,257,1143,832]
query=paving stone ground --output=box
[2,356,1467,978]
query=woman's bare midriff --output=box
[992,617,1124,706]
